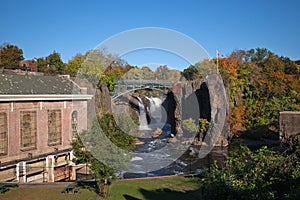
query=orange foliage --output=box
[219,56,240,78]
[229,104,246,135]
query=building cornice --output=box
[0,94,93,102]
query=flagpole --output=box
[216,49,219,74]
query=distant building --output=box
[18,60,38,72]
[0,74,92,182]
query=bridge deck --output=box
[112,80,173,99]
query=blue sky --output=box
[1,0,299,70]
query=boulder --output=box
[152,128,163,138]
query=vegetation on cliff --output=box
[183,48,300,138]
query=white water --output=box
[137,96,166,130]
[146,96,164,127]
[136,96,150,130]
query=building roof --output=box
[0,74,81,95]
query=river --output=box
[120,95,228,178]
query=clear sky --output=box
[1,0,299,70]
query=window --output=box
[48,110,62,145]
[0,113,8,155]
[20,111,37,150]
[72,111,78,133]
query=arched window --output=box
[0,112,8,155]
[71,111,78,136]
[20,111,37,150]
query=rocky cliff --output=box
[181,76,230,146]
[93,76,230,147]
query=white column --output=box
[69,150,76,181]
[23,161,26,183]
[51,155,55,182]
[10,102,14,112]
[16,163,20,182]
[40,101,43,110]
[69,150,73,165]
[45,156,49,182]
[45,156,49,169]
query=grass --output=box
[0,176,202,200]
[107,175,202,200]
[0,187,99,200]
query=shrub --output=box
[202,144,300,199]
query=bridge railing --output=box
[112,80,173,99]
[116,80,173,87]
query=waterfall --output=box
[146,96,163,126]
[137,96,167,131]
[136,96,150,130]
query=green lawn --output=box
[0,176,202,200]
[107,176,202,200]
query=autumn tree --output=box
[218,48,300,136]
[67,53,86,77]
[183,48,299,137]
[65,48,134,95]
[0,43,24,68]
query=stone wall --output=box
[279,111,300,142]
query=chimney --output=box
[80,87,87,94]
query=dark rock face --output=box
[112,94,140,122]
[205,74,230,146]
[128,95,140,122]
[74,79,112,118]
[141,96,151,124]
[95,81,112,118]
[182,80,211,123]
[74,79,112,128]
[162,91,180,135]
[180,77,230,146]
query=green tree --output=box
[36,57,47,72]
[47,51,66,75]
[72,133,115,196]
[80,49,114,80]
[67,53,86,77]
[182,118,198,133]
[98,113,136,150]
[182,65,200,80]
[182,118,210,142]
[72,114,136,196]
[78,48,130,92]
[0,43,24,68]
[37,51,66,75]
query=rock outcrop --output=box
[180,76,230,146]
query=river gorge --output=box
[98,75,230,178]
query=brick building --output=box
[0,74,92,182]
[18,60,38,72]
